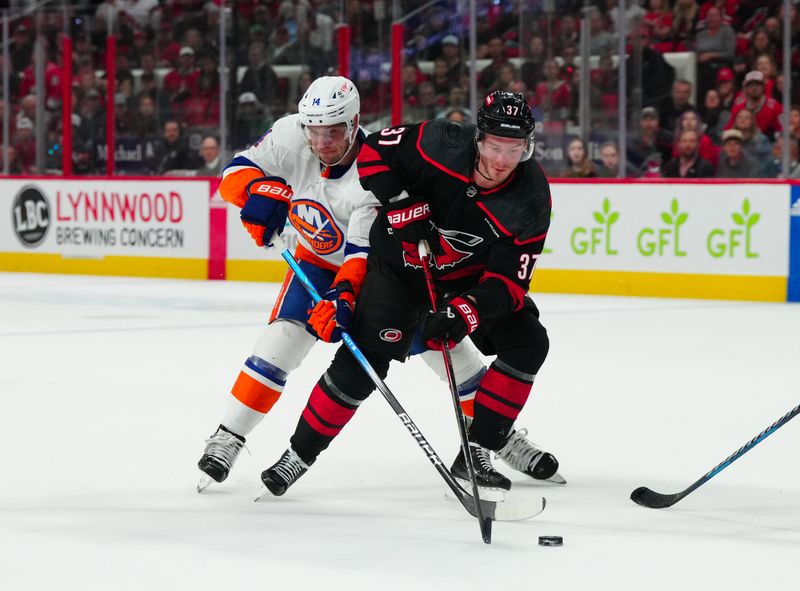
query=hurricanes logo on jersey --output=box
[402,228,483,270]
[289,199,344,255]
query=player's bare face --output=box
[476,135,527,188]
[304,123,351,165]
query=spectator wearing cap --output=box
[725,70,783,138]
[9,21,33,73]
[730,108,772,175]
[628,106,674,172]
[717,129,759,178]
[662,128,715,178]
[239,42,282,117]
[233,92,273,150]
[715,67,736,113]
[12,117,36,175]
[163,46,200,119]
[441,35,466,86]
[660,79,695,133]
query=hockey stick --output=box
[631,402,800,509]
[269,232,545,523]
[417,240,492,544]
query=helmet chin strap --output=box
[474,155,495,183]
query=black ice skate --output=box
[197,424,246,492]
[496,428,566,484]
[258,448,311,497]
[451,441,512,491]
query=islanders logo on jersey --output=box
[289,200,344,256]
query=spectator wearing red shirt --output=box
[725,70,783,138]
[643,0,674,48]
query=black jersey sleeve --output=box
[356,123,424,204]
[463,166,551,320]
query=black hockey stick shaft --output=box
[418,240,492,544]
[631,402,800,509]
[268,233,495,523]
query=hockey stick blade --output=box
[455,491,547,521]
[631,402,800,509]
[630,486,684,509]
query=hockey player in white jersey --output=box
[197,76,563,491]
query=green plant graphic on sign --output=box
[707,198,760,258]
[637,198,688,257]
[571,198,619,255]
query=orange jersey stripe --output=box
[231,372,282,414]
[461,398,475,418]
[219,168,263,208]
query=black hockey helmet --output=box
[476,91,536,161]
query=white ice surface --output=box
[1,273,799,591]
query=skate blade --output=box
[454,477,508,502]
[197,474,214,493]
[253,485,271,502]
[542,471,567,485]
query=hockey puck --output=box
[538,536,563,547]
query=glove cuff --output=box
[386,199,431,230]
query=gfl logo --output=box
[12,186,50,247]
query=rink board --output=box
[2,177,798,301]
[0,177,215,279]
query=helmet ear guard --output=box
[476,91,536,161]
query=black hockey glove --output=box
[423,296,480,349]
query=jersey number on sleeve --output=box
[517,253,536,280]
[377,127,406,146]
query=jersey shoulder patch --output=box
[417,119,475,182]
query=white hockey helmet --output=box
[297,76,360,142]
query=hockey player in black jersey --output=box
[260,91,561,496]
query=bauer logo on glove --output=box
[241,176,293,247]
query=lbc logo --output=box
[12,186,50,247]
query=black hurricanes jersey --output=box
[357,118,552,320]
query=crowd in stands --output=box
[1,0,799,178]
